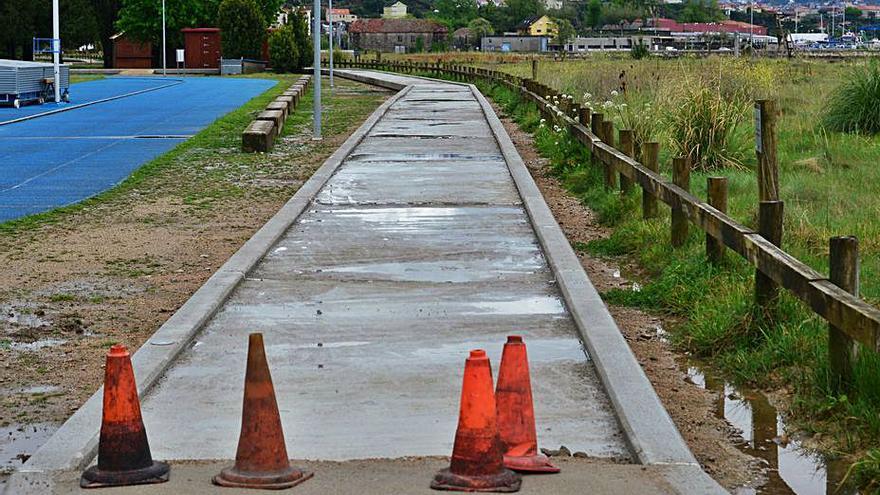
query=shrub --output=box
[631,39,649,60]
[218,0,266,60]
[268,26,299,72]
[824,62,880,134]
[663,82,750,171]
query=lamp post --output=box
[313,0,322,139]
[162,0,167,76]
[328,0,334,87]
[52,0,60,103]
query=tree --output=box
[268,24,298,72]
[117,0,221,44]
[89,0,121,67]
[678,0,721,23]
[433,0,478,29]
[255,0,283,25]
[351,0,384,18]
[587,0,602,29]
[288,10,311,69]
[217,0,265,59]
[553,17,575,46]
[467,17,494,41]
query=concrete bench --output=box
[242,120,275,152]
[256,109,284,136]
[266,101,288,120]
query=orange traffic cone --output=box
[213,333,313,489]
[431,349,521,492]
[80,344,169,488]
[496,336,559,473]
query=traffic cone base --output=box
[80,461,169,488]
[503,453,560,474]
[431,467,521,493]
[213,465,313,490]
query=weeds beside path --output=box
[0,77,389,476]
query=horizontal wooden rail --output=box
[335,60,880,352]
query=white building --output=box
[383,1,408,18]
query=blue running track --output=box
[0,76,276,222]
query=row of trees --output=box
[427,0,722,37]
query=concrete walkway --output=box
[7,72,726,494]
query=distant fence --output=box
[336,59,880,392]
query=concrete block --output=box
[242,119,275,152]
[257,109,284,136]
[266,101,288,120]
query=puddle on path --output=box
[684,361,856,495]
[0,423,58,483]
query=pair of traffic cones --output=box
[80,334,312,490]
[431,336,558,493]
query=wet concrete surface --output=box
[0,423,57,481]
[136,77,631,462]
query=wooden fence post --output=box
[602,121,617,191]
[642,142,659,219]
[532,59,538,81]
[579,107,591,128]
[755,100,780,202]
[618,129,635,193]
[706,177,729,263]
[671,156,690,247]
[755,200,784,316]
[829,236,860,393]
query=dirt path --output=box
[0,79,389,476]
[493,104,766,492]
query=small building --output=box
[517,15,558,38]
[383,1,408,19]
[349,18,447,53]
[111,32,152,69]
[564,35,664,52]
[181,28,221,69]
[543,0,563,10]
[481,36,549,52]
[328,8,358,24]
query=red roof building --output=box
[653,17,767,35]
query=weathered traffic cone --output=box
[496,336,559,473]
[495,335,559,473]
[213,333,313,489]
[431,350,521,492]
[80,344,170,488]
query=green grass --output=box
[70,74,104,84]
[471,76,880,491]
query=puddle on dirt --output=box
[684,360,857,495]
[8,338,66,351]
[0,423,58,483]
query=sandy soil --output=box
[0,80,389,475]
[494,104,766,492]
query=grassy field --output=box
[438,55,880,489]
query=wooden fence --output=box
[335,59,880,391]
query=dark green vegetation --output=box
[218,0,266,59]
[823,61,880,135]
[470,77,880,492]
[268,26,299,73]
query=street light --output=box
[328,0,334,88]
[313,0,322,139]
[162,0,167,76]
[52,0,60,103]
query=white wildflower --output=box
[584,92,592,100]
[556,111,563,117]
[540,118,546,123]
[610,90,619,97]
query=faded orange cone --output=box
[80,344,170,488]
[496,336,559,473]
[213,333,313,489]
[432,349,521,492]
